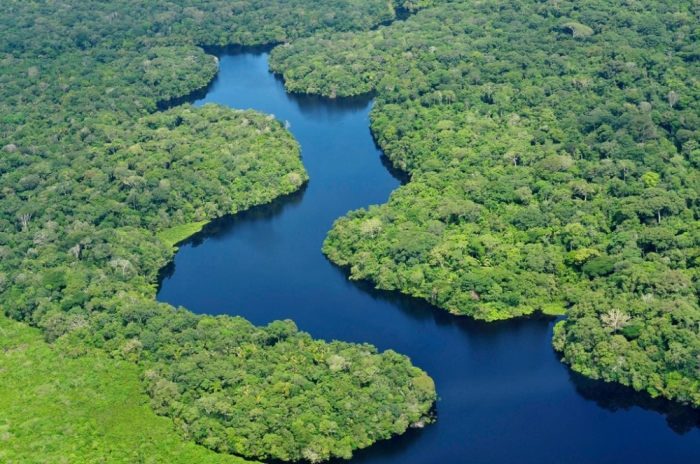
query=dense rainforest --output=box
[270,0,700,406]
[0,0,436,461]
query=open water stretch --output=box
[158,50,700,463]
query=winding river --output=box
[158,49,700,463]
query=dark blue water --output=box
[158,50,700,463]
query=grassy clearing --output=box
[0,315,252,464]
[156,221,210,248]
[540,304,567,316]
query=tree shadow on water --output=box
[157,77,219,110]
[327,426,428,464]
[331,262,700,439]
[275,77,376,120]
[157,44,279,110]
[192,185,306,247]
[340,266,555,336]
[156,185,307,290]
[380,153,410,185]
[263,418,431,464]
[569,370,700,435]
[203,43,278,57]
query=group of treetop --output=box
[2,0,700,460]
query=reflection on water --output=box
[379,153,411,185]
[570,371,700,436]
[345,273,556,330]
[157,185,307,287]
[282,89,376,120]
[157,49,700,463]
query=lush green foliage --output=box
[142,316,435,461]
[1,104,307,334]
[0,314,251,464]
[271,0,700,405]
[0,0,436,461]
[2,0,430,59]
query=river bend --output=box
[158,50,700,463]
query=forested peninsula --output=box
[270,0,700,406]
[0,0,436,461]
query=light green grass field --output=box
[0,315,252,464]
[156,221,210,249]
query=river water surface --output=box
[158,50,700,463]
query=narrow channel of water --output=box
[157,50,700,463]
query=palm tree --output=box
[600,308,630,333]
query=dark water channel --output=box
[158,50,700,463]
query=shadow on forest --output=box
[371,6,413,30]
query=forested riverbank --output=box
[0,0,436,461]
[270,0,700,406]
